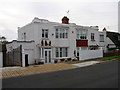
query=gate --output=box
[5,45,22,67]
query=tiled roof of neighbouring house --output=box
[107,31,120,47]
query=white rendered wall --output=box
[88,28,99,46]
[6,41,35,65]
[99,31,107,50]
[79,50,103,60]
[0,52,3,67]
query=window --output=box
[42,29,48,38]
[56,29,59,38]
[23,32,26,41]
[100,35,104,42]
[55,48,68,57]
[91,33,95,41]
[56,48,59,57]
[76,30,87,40]
[81,47,87,50]
[56,28,68,38]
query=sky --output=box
[0,0,119,41]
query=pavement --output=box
[2,60,118,88]
[0,63,77,79]
[72,61,100,67]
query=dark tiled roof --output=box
[107,31,120,47]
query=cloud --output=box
[0,0,118,41]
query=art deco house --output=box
[6,16,104,66]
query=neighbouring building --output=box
[106,31,120,50]
[6,16,104,67]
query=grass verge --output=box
[102,56,120,61]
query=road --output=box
[2,61,118,88]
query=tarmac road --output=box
[2,60,118,88]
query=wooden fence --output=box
[5,45,22,67]
[103,49,120,57]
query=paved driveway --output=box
[1,63,77,79]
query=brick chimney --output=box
[103,27,107,31]
[62,16,69,24]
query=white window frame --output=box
[55,48,68,57]
[100,35,104,42]
[76,29,87,40]
[42,29,48,38]
[56,28,68,38]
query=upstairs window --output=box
[100,35,104,42]
[23,32,26,41]
[76,30,87,40]
[56,28,68,38]
[91,33,95,41]
[42,29,48,38]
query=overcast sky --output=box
[0,0,119,41]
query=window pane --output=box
[62,48,66,57]
[65,48,68,57]
[56,29,59,38]
[45,30,48,38]
[60,48,62,57]
[100,35,104,41]
[42,30,44,37]
[81,47,87,50]
[60,29,62,38]
[56,48,59,57]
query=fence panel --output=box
[103,49,120,57]
[5,45,22,67]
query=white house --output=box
[6,16,103,66]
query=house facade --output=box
[6,16,103,66]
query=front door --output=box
[25,54,29,66]
[44,49,52,64]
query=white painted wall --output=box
[16,17,104,64]
[79,50,103,60]
[88,27,99,46]
[0,52,3,67]
[6,41,35,65]
[99,31,107,50]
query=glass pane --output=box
[45,51,47,63]
[56,48,59,57]
[77,34,79,39]
[65,48,67,57]
[56,29,59,38]
[49,51,51,62]
[60,48,62,57]
[45,30,48,38]
[42,30,44,37]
